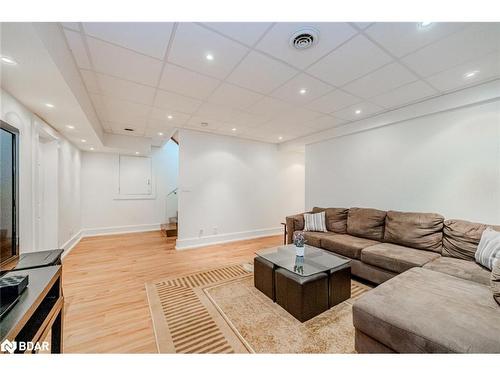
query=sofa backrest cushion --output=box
[312,207,348,234]
[384,211,444,253]
[346,207,386,241]
[443,219,500,261]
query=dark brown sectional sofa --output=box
[285,207,500,353]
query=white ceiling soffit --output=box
[0,22,160,154]
[3,22,500,149]
[278,79,500,152]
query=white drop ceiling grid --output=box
[60,22,500,144]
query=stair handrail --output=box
[167,187,178,197]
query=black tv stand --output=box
[0,266,63,354]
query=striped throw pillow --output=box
[475,227,500,270]
[492,260,500,306]
[304,211,327,232]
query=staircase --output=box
[161,215,178,237]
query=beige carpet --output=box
[146,264,370,353]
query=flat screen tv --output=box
[0,120,19,268]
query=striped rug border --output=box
[146,263,252,354]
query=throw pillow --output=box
[491,260,500,306]
[303,211,327,232]
[475,227,500,270]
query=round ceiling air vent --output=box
[289,27,319,50]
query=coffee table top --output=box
[256,244,350,277]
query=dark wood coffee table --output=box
[254,244,351,321]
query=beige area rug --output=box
[145,264,370,353]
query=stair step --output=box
[160,223,178,237]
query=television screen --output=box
[0,121,19,267]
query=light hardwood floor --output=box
[62,231,282,353]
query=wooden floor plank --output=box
[62,230,281,353]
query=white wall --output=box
[1,89,81,253]
[80,140,178,234]
[306,100,500,224]
[177,129,305,249]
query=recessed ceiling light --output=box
[278,136,283,140]
[205,53,214,61]
[231,128,237,132]
[201,122,209,127]
[418,22,433,29]
[66,125,75,130]
[167,115,173,120]
[90,147,94,151]
[158,132,164,136]
[355,109,362,115]
[135,151,140,155]
[45,103,55,108]
[1,55,17,65]
[299,88,307,95]
[464,70,480,79]
[81,139,87,143]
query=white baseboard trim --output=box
[60,224,162,259]
[81,223,161,237]
[61,230,83,259]
[175,227,282,250]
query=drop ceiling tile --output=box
[149,107,190,125]
[342,62,418,99]
[426,51,500,92]
[186,116,220,130]
[305,115,347,130]
[83,23,173,59]
[370,80,438,108]
[86,37,163,86]
[305,89,361,114]
[227,51,298,94]
[307,34,393,86]
[102,97,151,127]
[402,23,500,77]
[271,73,334,105]
[332,101,384,121]
[208,83,263,110]
[64,29,91,69]
[144,123,175,137]
[195,102,249,123]
[80,69,100,93]
[95,73,156,105]
[202,22,272,45]
[108,122,146,136]
[255,23,358,69]
[247,96,295,117]
[273,107,322,126]
[154,89,203,114]
[169,23,249,79]
[365,22,467,57]
[159,63,220,99]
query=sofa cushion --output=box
[423,257,491,286]
[346,207,386,241]
[384,211,444,253]
[321,234,380,259]
[361,243,440,274]
[442,219,500,261]
[353,268,500,353]
[301,231,336,248]
[312,207,348,234]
